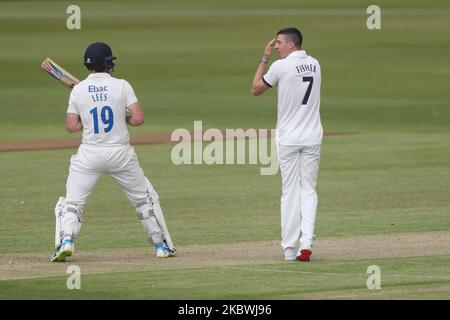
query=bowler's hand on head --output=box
[263,38,276,60]
[252,38,275,96]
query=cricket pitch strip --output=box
[1,231,449,281]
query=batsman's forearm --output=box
[67,121,83,133]
[126,115,144,126]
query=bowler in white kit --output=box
[252,28,323,262]
[51,42,176,262]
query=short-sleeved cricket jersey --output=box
[263,50,323,146]
[67,73,137,146]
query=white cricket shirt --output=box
[263,50,323,146]
[67,73,138,146]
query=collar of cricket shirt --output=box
[87,72,112,79]
[286,50,307,59]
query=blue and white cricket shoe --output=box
[50,238,74,262]
[155,241,176,258]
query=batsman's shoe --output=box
[154,242,176,258]
[296,249,312,262]
[50,239,74,262]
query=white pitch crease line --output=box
[1,9,450,19]
[221,267,450,280]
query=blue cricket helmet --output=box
[84,42,116,71]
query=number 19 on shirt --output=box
[90,106,114,134]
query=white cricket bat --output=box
[41,58,131,115]
[41,57,80,89]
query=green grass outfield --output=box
[1,0,450,299]
[2,256,450,299]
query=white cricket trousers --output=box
[278,144,321,258]
[65,143,149,206]
[61,143,170,247]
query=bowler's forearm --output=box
[252,61,267,89]
[251,59,270,96]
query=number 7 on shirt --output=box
[302,76,313,105]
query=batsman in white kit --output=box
[252,28,322,262]
[51,42,176,262]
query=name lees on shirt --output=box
[88,85,108,103]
